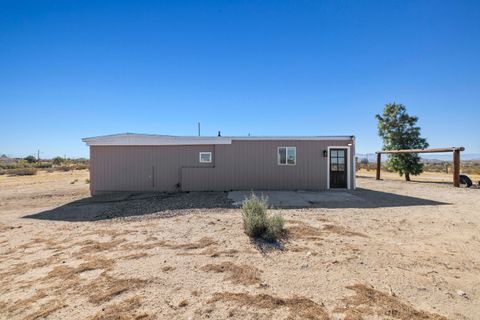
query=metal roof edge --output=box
[82,133,355,146]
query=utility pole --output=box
[198,122,201,136]
[37,149,40,161]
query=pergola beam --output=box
[375,147,464,187]
[376,147,464,154]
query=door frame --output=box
[327,146,351,190]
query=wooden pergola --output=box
[376,147,465,187]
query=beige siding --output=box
[89,139,354,194]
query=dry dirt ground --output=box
[358,169,480,185]
[1,170,479,320]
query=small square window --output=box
[278,147,296,165]
[199,152,212,163]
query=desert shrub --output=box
[0,162,26,170]
[85,178,90,184]
[34,162,52,169]
[52,156,64,165]
[242,194,284,241]
[74,164,89,170]
[242,195,268,238]
[24,155,37,163]
[8,168,37,176]
[264,214,285,241]
[58,166,72,172]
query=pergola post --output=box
[453,149,460,187]
[376,153,381,180]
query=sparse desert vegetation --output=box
[0,155,89,176]
[0,170,479,319]
[357,159,480,180]
[242,194,284,241]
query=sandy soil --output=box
[358,169,480,185]
[1,170,479,319]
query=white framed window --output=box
[278,147,296,165]
[199,152,212,163]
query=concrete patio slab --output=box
[228,190,364,208]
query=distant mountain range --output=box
[356,153,480,163]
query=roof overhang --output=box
[82,133,355,146]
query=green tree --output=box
[52,156,64,166]
[375,103,429,181]
[24,155,37,163]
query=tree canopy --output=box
[375,103,429,181]
[24,155,37,163]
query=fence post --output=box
[453,150,460,187]
[376,153,381,180]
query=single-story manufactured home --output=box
[82,133,356,195]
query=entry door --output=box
[330,149,347,188]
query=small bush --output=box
[242,195,268,238]
[85,178,90,184]
[52,156,64,166]
[242,194,284,241]
[24,155,37,163]
[34,162,52,169]
[8,168,37,176]
[74,164,89,170]
[265,214,285,241]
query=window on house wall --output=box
[199,152,212,163]
[278,147,296,165]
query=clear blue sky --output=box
[1,0,479,159]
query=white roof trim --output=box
[82,133,354,146]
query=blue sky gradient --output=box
[1,0,479,158]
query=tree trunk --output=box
[405,173,411,181]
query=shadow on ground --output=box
[24,192,233,222]
[229,189,448,209]
[342,188,449,209]
[24,188,448,222]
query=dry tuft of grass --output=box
[209,292,329,320]
[87,274,147,304]
[178,299,189,307]
[286,220,367,240]
[75,239,126,256]
[84,229,131,238]
[16,237,62,250]
[0,255,61,284]
[121,240,169,251]
[201,262,261,285]
[45,257,114,282]
[24,299,67,320]
[201,247,239,258]
[2,290,48,317]
[286,220,325,240]
[77,258,115,273]
[178,246,240,257]
[335,284,447,320]
[44,265,78,281]
[121,237,216,253]
[90,296,152,320]
[170,236,217,250]
[121,252,151,260]
[322,225,368,238]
